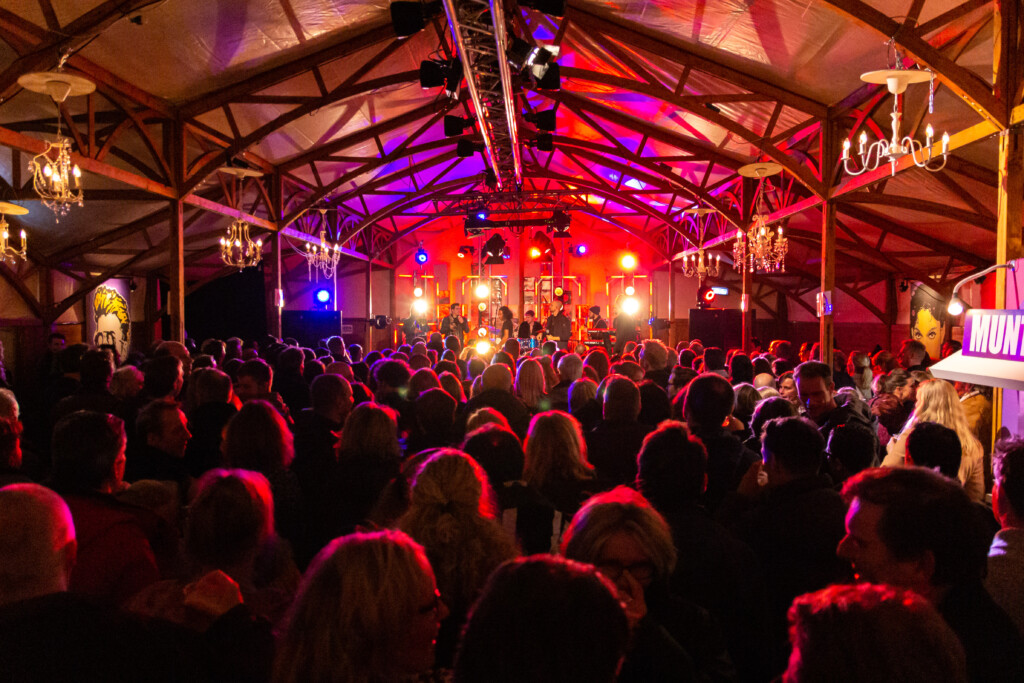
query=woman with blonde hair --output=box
[561,487,735,682]
[273,529,446,683]
[515,358,548,414]
[883,379,985,501]
[518,411,597,553]
[398,449,517,667]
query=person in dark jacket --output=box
[796,360,880,455]
[461,364,531,440]
[586,375,653,488]
[719,416,851,675]
[683,373,760,512]
[184,368,237,478]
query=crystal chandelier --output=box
[303,228,342,281]
[220,219,263,270]
[733,162,787,273]
[842,40,948,177]
[17,66,94,220]
[0,203,28,264]
[681,207,721,287]
[733,215,788,273]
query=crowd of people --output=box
[0,329,1022,682]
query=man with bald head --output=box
[462,362,530,439]
[585,375,654,487]
[0,484,76,608]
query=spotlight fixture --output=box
[390,1,443,38]
[464,217,489,237]
[946,261,1018,316]
[477,326,489,338]
[457,139,485,158]
[474,208,489,220]
[526,134,554,152]
[483,233,507,265]
[415,246,428,264]
[506,37,560,79]
[531,231,554,261]
[475,283,491,299]
[620,253,638,271]
[476,340,492,354]
[313,287,332,310]
[550,210,570,237]
[624,285,636,296]
[413,298,429,314]
[413,286,424,298]
[444,115,475,137]
[484,169,498,190]
[419,58,462,97]
[622,297,640,315]
[535,63,560,91]
[571,244,587,257]
[525,108,557,132]
[519,0,566,17]
[697,285,716,310]
[478,302,488,312]
[457,245,476,258]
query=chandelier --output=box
[220,219,263,270]
[842,40,948,177]
[0,203,28,265]
[303,228,342,281]
[681,207,721,287]
[17,68,94,220]
[733,162,787,273]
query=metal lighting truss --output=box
[441,0,523,191]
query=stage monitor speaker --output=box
[688,308,754,350]
[282,310,341,348]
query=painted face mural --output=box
[93,285,131,359]
[909,284,946,361]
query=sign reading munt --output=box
[963,310,1024,363]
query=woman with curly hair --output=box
[882,379,985,501]
[398,450,517,668]
[273,530,446,683]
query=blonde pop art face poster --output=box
[909,283,946,361]
[92,284,131,360]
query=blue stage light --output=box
[415,247,428,264]
[315,288,331,304]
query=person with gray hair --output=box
[0,484,76,608]
[640,339,671,389]
[549,353,583,411]
[461,363,531,439]
[586,375,654,488]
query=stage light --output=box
[313,288,332,309]
[529,246,541,259]
[457,245,475,258]
[483,233,506,265]
[484,169,498,189]
[554,286,564,297]
[620,253,637,270]
[415,247,428,264]
[622,296,640,315]
[550,210,570,237]
[947,296,964,316]
[419,58,461,97]
[531,231,554,261]
[457,139,485,158]
[478,302,487,312]
[477,326,488,338]
[413,298,429,314]
[444,115,474,137]
[390,1,441,37]
[625,285,635,296]
[526,108,557,132]
[475,340,491,354]
[519,0,565,16]
[697,285,716,310]
[572,244,587,257]
[535,63,560,90]
[475,283,490,299]
[413,286,424,298]
[502,245,511,259]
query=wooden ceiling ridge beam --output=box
[558,67,826,196]
[821,0,1007,128]
[839,191,997,231]
[279,98,455,173]
[0,261,43,319]
[0,0,163,101]
[565,4,827,118]
[179,19,395,118]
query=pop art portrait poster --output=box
[87,281,132,361]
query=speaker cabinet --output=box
[688,308,754,350]
[282,311,342,348]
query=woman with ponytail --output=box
[398,449,518,668]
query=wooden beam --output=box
[839,191,996,232]
[821,0,1007,128]
[0,261,42,319]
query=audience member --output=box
[987,437,1024,640]
[586,375,652,487]
[462,364,530,439]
